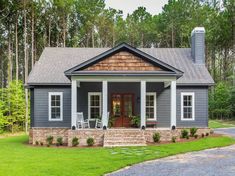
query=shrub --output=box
[72,137,79,147]
[210,130,214,134]
[171,136,176,143]
[186,135,189,139]
[194,134,198,139]
[56,137,63,146]
[201,133,205,138]
[130,116,141,128]
[35,141,39,145]
[153,132,161,143]
[87,137,94,146]
[190,127,198,137]
[46,136,53,146]
[206,132,209,136]
[40,142,43,146]
[181,129,189,138]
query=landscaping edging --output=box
[29,128,211,146]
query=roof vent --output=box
[191,27,205,64]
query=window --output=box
[181,92,195,120]
[146,92,157,120]
[49,92,63,121]
[88,92,102,119]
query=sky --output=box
[105,0,168,18]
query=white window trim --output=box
[88,92,102,119]
[181,92,195,121]
[48,92,63,121]
[146,92,157,121]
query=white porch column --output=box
[71,79,77,128]
[140,80,146,128]
[102,81,108,128]
[170,80,176,128]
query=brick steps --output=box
[103,129,146,147]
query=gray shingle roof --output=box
[27,47,214,85]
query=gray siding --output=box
[77,82,102,119]
[31,84,208,128]
[33,87,71,127]
[30,89,34,127]
[176,87,208,127]
[156,88,171,127]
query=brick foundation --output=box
[29,128,69,145]
[29,127,211,146]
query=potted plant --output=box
[130,115,140,128]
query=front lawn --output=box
[0,135,234,176]
[209,120,235,129]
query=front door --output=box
[111,93,134,127]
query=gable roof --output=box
[27,46,214,86]
[64,43,183,76]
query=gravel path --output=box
[107,128,235,176]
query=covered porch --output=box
[71,76,177,129]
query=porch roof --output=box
[27,44,214,86]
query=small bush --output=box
[35,141,39,145]
[153,132,161,143]
[72,137,79,147]
[40,142,43,146]
[87,137,94,146]
[194,134,198,139]
[206,132,209,136]
[201,133,205,138]
[181,129,189,138]
[46,136,53,146]
[190,127,198,137]
[56,137,63,146]
[171,136,176,143]
[210,130,214,134]
[186,135,189,139]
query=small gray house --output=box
[28,27,214,146]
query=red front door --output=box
[111,93,134,127]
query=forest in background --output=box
[0,0,234,133]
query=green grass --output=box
[0,135,234,176]
[209,120,235,129]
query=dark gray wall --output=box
[32,87,71,127]
[77,82,102,120]
[31,84,208,128]
[176,86,208,127]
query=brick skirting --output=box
[29,128,211,146]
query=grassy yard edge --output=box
[0,135,234,176]
[104,136,235,175]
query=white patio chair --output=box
[76,112,90,129]
[96,112,109,128]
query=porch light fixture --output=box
[171,125,176,130]
[72,126,76,130]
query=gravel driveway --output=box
[107,128,235,176]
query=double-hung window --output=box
[146,92,157,120]
[88,92,102,119]
[49,92,63,121]
[181,92,195,120]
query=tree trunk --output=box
[15,15,19,82]
[171,21,174,48]
[8,32,12,84]
[48,19,51,47]
[24,0,28,133]
[31,8,34,69]
[92,26,94,48]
